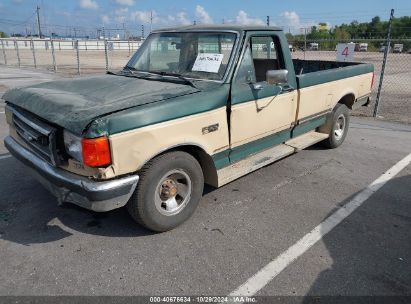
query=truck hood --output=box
[4,74,200,135]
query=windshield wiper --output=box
[122,65,139,74]
[118,66,155,79]
[148,71,198,89]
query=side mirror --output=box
[266,70,288,85]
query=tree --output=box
[307,24,332,40]
[334,27,351,40]
[285,32,293,41]
[280,15,410,50]
[0,31,8,38]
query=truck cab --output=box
[4,26,374,231]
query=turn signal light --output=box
[81,136,112,167]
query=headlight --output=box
[63,130,83,162]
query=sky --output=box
[0,0,410,37]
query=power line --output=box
[0,11,37,26]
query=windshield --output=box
[126,32,237,81]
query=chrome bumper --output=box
[4,136,139,212]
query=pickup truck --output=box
[3,25,374,232]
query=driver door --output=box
[229,34,297,162]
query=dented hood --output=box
[3,74,200,135]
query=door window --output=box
[250,36,285,82]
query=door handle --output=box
[281,85,294,93]
[252,83,264,90]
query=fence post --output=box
[50,39,57,72]
[14,39,21,67]
[1,40,7,65]
[104,39,109,72]
[373,9,394,117]
[30,39,37,68]
[304,28,307,60]
[75,40,80,75]
[128,39,131,56]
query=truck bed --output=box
[293,59,374,89]
[293,59,362,75]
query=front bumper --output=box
[4,136,139,212]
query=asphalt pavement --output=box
[0,66,410,298]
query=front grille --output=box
[9,105,61,166]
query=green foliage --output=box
[0,31,8,38]
[285,32,293,41]
[334,27,350,40]
[286,15,411,51]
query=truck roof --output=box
[153,24,283,33]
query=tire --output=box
[319,103,350,149]
[127,151,204,232]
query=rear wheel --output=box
[319,103,350,149]
[127,151,204,232]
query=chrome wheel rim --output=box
[154,169,192,216]
[334,114,346,140]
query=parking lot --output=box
[0,66,410,299]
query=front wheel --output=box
[319,103,350,149]
[127,151,204,232]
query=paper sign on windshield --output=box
[192,53,224,73]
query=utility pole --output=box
[141,25,144,39]
[267,16,270,27]
[150,11,153,33]
[373,9,395,117]
[304,28,307,53]
[300,27,308,59]
[36,6,42,38]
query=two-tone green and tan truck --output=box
[4,25,374,231]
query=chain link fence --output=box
[0,38,143,75]
[287,35,410,123]
[0,34,410,123]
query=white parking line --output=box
[0,154,11,160]
[230,152,411,297]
